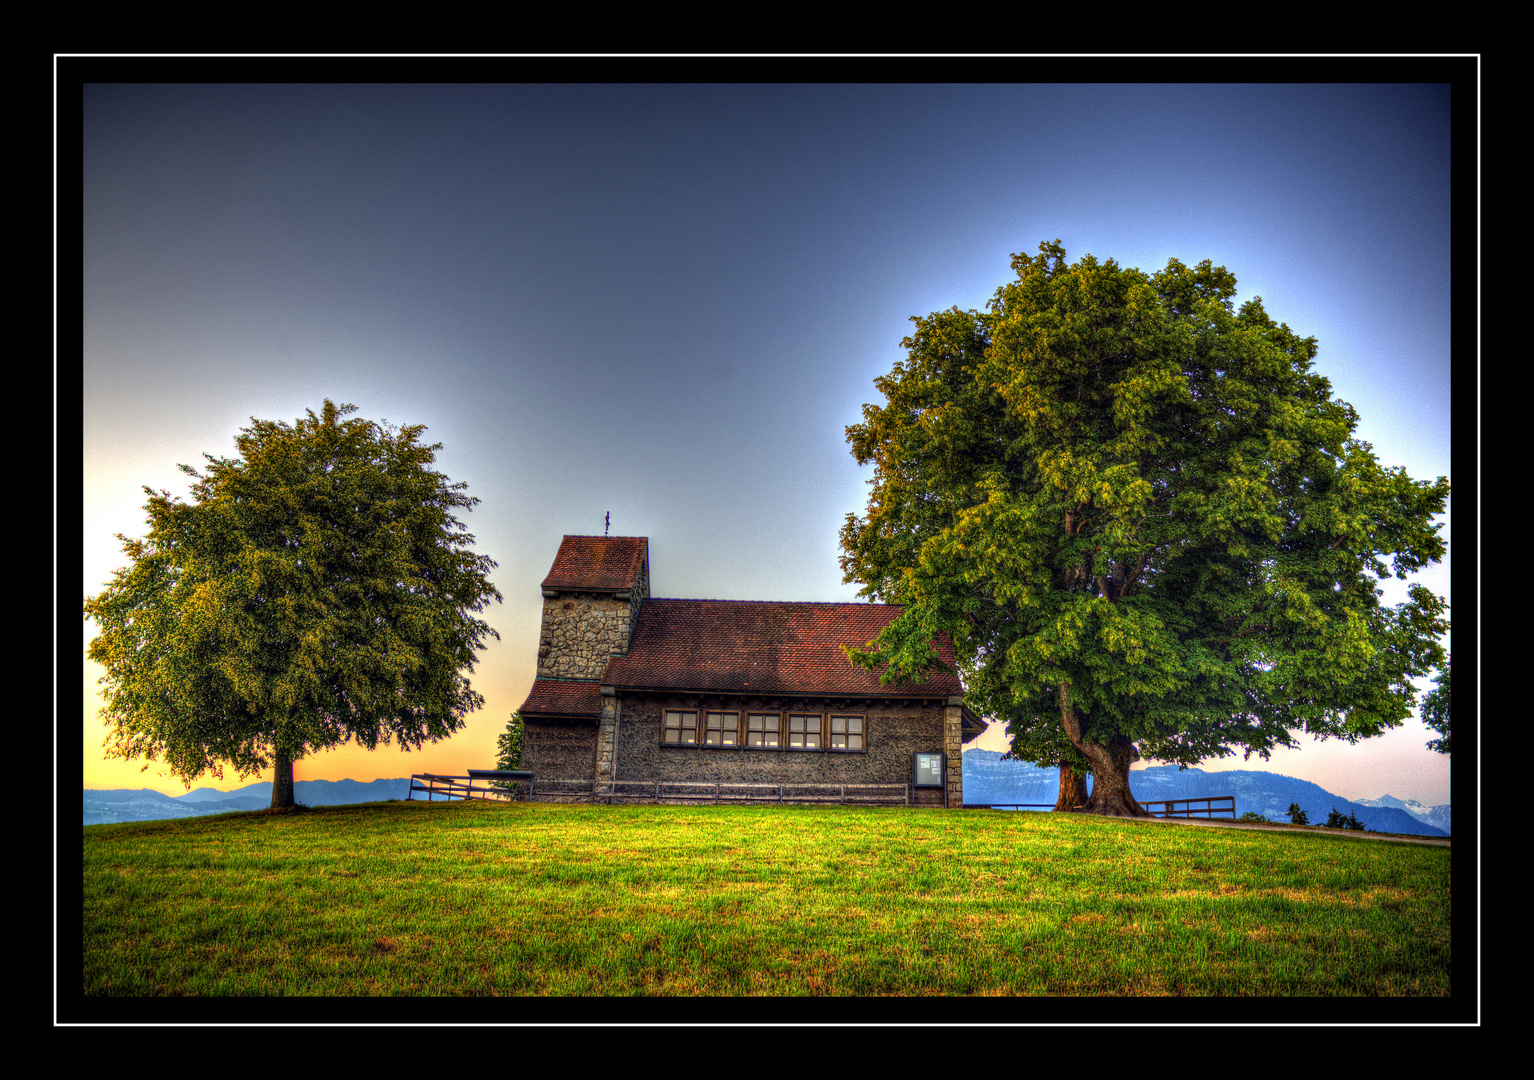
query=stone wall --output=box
[612,692,954,801]
[536,593,639,680]
[627,558,648,633]
[535,555,648,681]
[520,717,599,780]
[944,702,965,810]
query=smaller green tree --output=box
[84,400,502,809]
[1287,802,1309,826]
[1422,656,1451,754]
[1325,807,1346,828]
[492,711,525,795]
[1344,810,1367,831]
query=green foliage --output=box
[496,711,524,772]
[1287,802,1309,826]
[1344,810,1368,831]
[840,241,1450,809]
[493,711,525,793]
[1239,811,1269,823]
[1325,807,1346,828]
[1421,655,1451,754]
[84,400,502,792]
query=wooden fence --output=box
[522,779,912,806]
[1138,795,1236,819]
[407,770,532,802]
[408,772,1233,817]
[968,795,1236,818]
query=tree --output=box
[496,711,524,772]
[1287,802,1309,826]
[84,400,502,809]
[996,681,1095,809]
[840,241,1450,817]
[1421,655,1451,754]
[493,711,525,796]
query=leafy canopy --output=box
[840,242,1449,778]
[84,400,502,785]
[1421,655,1451,754]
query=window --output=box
[663,710,698,745]
[787,714,822,749]
[662,709,865,752]
[829,715,864,751]
[746,713,780,748]
[705,711,740,746]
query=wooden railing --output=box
[410,773,1233,817]
[1137,796,1236,819]
[407,770,532,802]
[517,778,913,806]
[968,795,1236,818]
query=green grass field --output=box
[81,800,1450,996]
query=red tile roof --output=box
[541,535,648,593]
[601,599,961,698]
[519,679,603,719]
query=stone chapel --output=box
[516,534,984,806]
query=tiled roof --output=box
[601,599,962,698]
[541,535,648,593]
[518,679,603,719]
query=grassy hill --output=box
[80,800,1451,998]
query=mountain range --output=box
[82,777,415,826]
[83,756,1450,837]
[961,750,1450,836]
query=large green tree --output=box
[85,400,502,809]
[841,242,1449,816]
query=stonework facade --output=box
[535,591,642,680]
[517,535,984,807]
[518,715,599,781]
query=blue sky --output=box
[79,77,1459,805]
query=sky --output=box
[77,76,1461,807]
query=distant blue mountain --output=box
[83,777,415,826]
[1356,793,1451,835]
[962,749,1449,837]
[86,760,1449,838]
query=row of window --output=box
[661,710,865,751]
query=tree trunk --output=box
[271,744,296,809]
[1058,686,1154,818]
[1074,738,1153,817]
[1054,764,1089,812]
